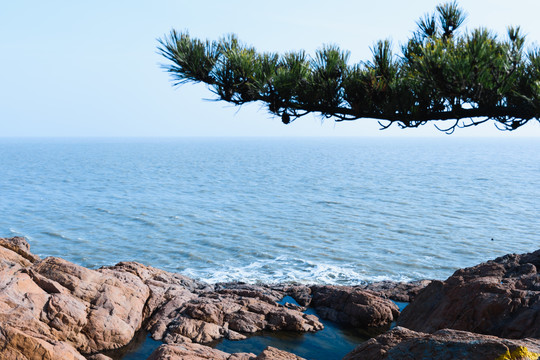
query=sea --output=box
[1,137,538,285]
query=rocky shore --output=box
[1,236,539,359]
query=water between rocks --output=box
[107,298,409,360]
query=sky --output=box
[1,0,539,137]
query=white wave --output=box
[182,256,417,285]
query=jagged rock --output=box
[310,285,399,336]
[33,257,150,352]
[214,283,284,303]
[12,236,538,360]
[0,324,86,360]
[149,288,323,344]
[0,237,151,357]
[103,261,210,324]
[0,237,321,359]
[146,343,305,360]
[343,326,540,360]
[255,346,306,360]
[362,280,432,302]
[86,354,113,360]
[281,284,312,307]
[0,237,36,273]
[398,249,540,338]
[0,236,40,264]
[146,343,255,360]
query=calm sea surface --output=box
[1,137,538,285]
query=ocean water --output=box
[1,137,538,285]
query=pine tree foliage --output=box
[158,2,539,132]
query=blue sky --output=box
[2,1,539,137]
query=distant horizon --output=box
[1,133,539,139]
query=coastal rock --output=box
[147,343,304,360]
[255,346,306,360]
[86,354,113,360]
[214,283,284,303]
[0,237,155,358]
[146,343,255,360]
[149,286,323,344]
[103,261,210,322]
[0,237,37,273]
[280,284,312,307]
[363,280,432,302]
[310,285,399,336]
[398,249,540,338]
[343,326,540,360]
[0,237,321,359]
[33,257,150,352]
[0,323,86,360]
[0,236,40,265]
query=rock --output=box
[310,285,399,336]
[0,237,155,358]
[362,280,432,302]
[1,237,319,359]
[214,282,286,304]
[0,237,38,272]
[149,288,323,344]
[104,261,209,323]
[0,236,40,264]
[343,326,540,360]
[398,249,540,339]
[33,257,150,352]
[281,284,312,307]
[146,343,255,360]
[147,343,304,360]
[0,324,86,360]
[86,354,113,360]
[255,346,306,360]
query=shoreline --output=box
[1,236,539,360]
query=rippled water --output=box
[1,137,538,284]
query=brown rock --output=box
[255,346,306,360]
[41,293,88,338]
[0,238,158,358]
[281,284,312,307]
[0,237,38,274]
[215,282,284,303]
[0,324,86,360]
[362,279,432,302]
[149,289,323,344]
[229,353,257,360]
[0,255,58,344]
[106,261,211,317]
[398,249,540,339]
[32,257,150,352]
[0,238,314,360]
[310,285,399,336]
[147,343,255,360]
[86,354,113,360]
[0,236,40,264]
[343,326,540,360]
[146,343,304,360]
